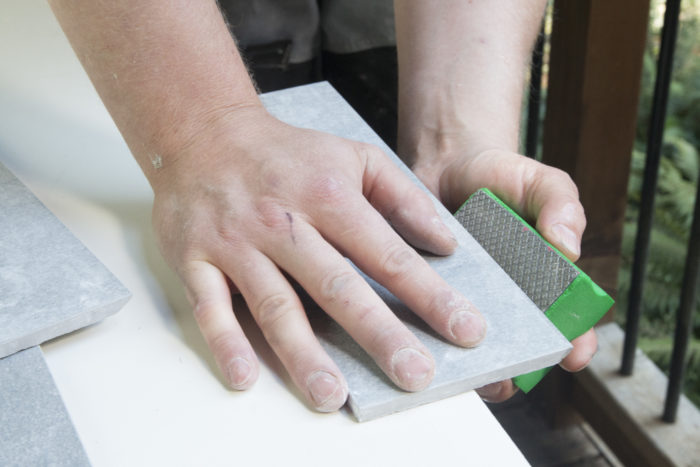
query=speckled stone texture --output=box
[0,346,90,467]
[260,83,572,422]
[0,162,130,358]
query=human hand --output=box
[412,146,597,402]
[151,106,487,411]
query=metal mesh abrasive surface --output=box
[455,190,579,311]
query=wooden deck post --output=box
[542,0,650,305]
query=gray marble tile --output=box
[260,83,572,422]
[0,162,130,358]
[0,346,90,467]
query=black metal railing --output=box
[621,0,682,377]
[618,0,700,424]
[527,0,698,424]
[664,159,700,421]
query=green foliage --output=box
[617,0,700,407]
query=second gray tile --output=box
[0,162,130,358]
[0,346,90,467]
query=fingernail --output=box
[306,370,346,412]
[226,357,253,390]
[391,347,434,391]
[432,216,458,247]
[449,309,487,346]
[551,224,580,257]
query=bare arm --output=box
[49,0,487,412]
[49,0,258,186]
[395,0,540,177]
[395,0,597,401]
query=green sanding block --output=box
[454,188,614,392]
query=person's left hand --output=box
[412,145,598,402]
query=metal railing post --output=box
[621,0,682,376]
[663,179,700,422]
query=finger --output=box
[445,152,586,261]
[489,162,585,261]
[312,189,486,348]
[261,212,436,392]
[488,158,585,262]
[476,379,518,403]
[560,328,598,372]
[360,143,458,256]
[223,249,348,412]
[180,260,259,390]
[477,328,598,401]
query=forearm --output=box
[394,0,546,168]
[48,0,259,187]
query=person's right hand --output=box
[150,105,487,412]
[412,146,595,402]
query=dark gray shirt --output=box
[219,0,395,63]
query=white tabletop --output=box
[0,2,528,466]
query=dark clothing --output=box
[218,0,399,149]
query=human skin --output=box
[48,0,595,410]
[49,0,488,412]
[394,0,597,401]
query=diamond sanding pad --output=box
[455,188,614,392]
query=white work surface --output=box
[0,2,529,466]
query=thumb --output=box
[525,168,586,262]
[444,151,585,261]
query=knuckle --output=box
[319,270,357,303]
[255,293,295,329]
[379,243,419,279]
[307,174,350,207]
[154,222,201,267]
[213,222,246,248]
[357,143,387,180]
[351,303,380,325]
[355,142,383,161]
[546,166,578,194]
[405,185,432,208]
[175,242,212,272]
[208,330,239,361]
[192,298,218,326]
[343,303,385,337]
[255,199,290,232]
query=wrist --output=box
[398,86,519,166]
[400,118,517,199]
[139,98,266,194]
